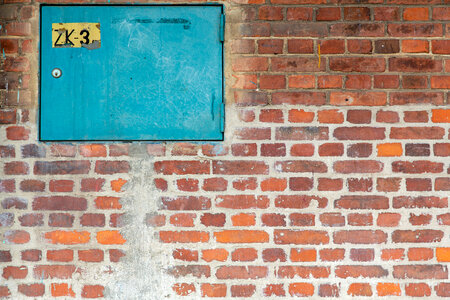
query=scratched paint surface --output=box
[40,5,223,141]
[52,23,101,48]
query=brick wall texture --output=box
[1,0,450,299]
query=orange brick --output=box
[110,178,127,192]
[318,109,344,124]
[288,109,314,123]
[45,231,90,245]
[289,283,314,297]
[432,109,450,123]
[403,7,428,21]
[79,144,107,157]
[261,178,287,191]
[51,283,75,297]
[377,283,401,296]
[290,248,316,262]
[402,40,429,53]
[96,230,126,245]
[348,283,372,296]
[381,249,404,261]
[94,197,122,209]
[231,213,256,226]
[436,248,450,262]
[377,143,402,157]
[214,230,269,243]
[202,249,228,262]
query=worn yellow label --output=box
[52,23,101,49]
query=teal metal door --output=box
[40,5,224,141]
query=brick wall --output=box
[1,0,449,298]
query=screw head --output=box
[52,68,62,78]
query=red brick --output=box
[276,195,327,209]
[259,75,285,89]
[316,7,341,21]
[203,178,227,191]
[259,109,283,123]
[19,213,43,226]
[213,160,268,175]
[49,213,75,227]
[330,24,384,37]
[432,40,450,54]
[287,39,314,53]
[336,265,388,278]
[374,7,400,21]
[320,39,345,54]
[232,178,258,191]
[49,180,73,192]
[344,7,370,20]
[275,127,329,140]
[290,144,314,156]
[409,213,432,226]
[235,127,271,140]
[345,75,371,89]
[232,57,268,72]
[288,75,315,88]
[272,23,327,37]
[4,161,28,175]
[318,178,342,191]
[264,284,285,297]
[393,230,443,243]
[347,39,372,54]
[277,266,330,278]
[232,74,257,90]
[18,284,44,297]
[231,285,256,297]
[374,75,399,89]
[350,249,374,262]
[258,6,283,20]
[286,7,312,21]
[21,250,41,262]
[348,213,373,226]
[33,196,87,211]
[318,143,344,156]
[231,39,254,54]
[263,248,286,262]
[334,230,387,244]
[330,92,386,106]
[79,249,104,262]
[317,75,342,88]
[82,285,104,298]
[405,283,431,297]
[231,248,258,262]
[393,265,447,279]
[47,249,73,262]
[272,57,325,72]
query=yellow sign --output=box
[52,23,101,49]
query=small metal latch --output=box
[52,68,62,78]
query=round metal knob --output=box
[52,68,62,78]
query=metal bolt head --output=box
[52,68,62,78]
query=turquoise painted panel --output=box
[40,5,224,141]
